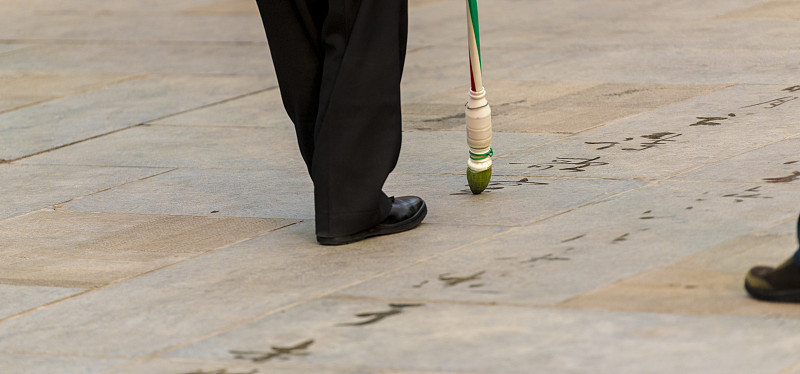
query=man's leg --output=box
[255,0,326,170]
[257,0,422,243]
[312,0,410,238]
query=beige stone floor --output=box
[2,0,800,373]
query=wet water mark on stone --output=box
[722,186,773,202]
[586,132,682,151]
[690,114,736,127]
[561,234,586,243]
[510,156,608,173]
[612,233,630,243]
[339,303,424,326]
[451,178,547,195]
[604,88,645,97]
[412,280,429,288]
[763,171,800,184]
[439,270,486,287]
[521,253,570,264]
[741,96,797,109]
[230,339,314,363]
[182,370,257,374]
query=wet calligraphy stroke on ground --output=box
[182,370,258,374]
[230,340,314,363]
[510,157,608,173]
[763,171,800,184]
[338,303,424,327]
[439,271,486,287]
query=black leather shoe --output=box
[745,258,800,302]
[744,213,800,302]
[317,196,427,246]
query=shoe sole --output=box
[317,201,428,246]
[745,281,800,303]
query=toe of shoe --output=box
[745,268,776,292]
[395,196,424,210]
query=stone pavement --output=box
[2,0,800,373]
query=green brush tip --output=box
[466,166,492,194]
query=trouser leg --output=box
[312,0,408,237]
[256,0,326,169]
[258,0,409,237]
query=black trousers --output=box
[256,0,408,237]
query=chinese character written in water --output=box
[783,85,800,92]
[339,303,423,326]
[586,132,681,151]
[183,370,258,374]
[230,340,314,362]
[585,137,634,150]
[439,271,486,287]
[621,132,682,151]
[763,171,800,184]
[742,96,798,109]
[487,178,549,187]
[690,113,736,126]
[510,157,608,172]
[521,254,570,264]
[721,186,773,203]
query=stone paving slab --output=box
[19,124,305,171]
[338,180,800,306]
[112,359,375,374]
[61,163,641,224]
[0,44,28,54]
[0,210,296,288]
[560,216,800,318]
[151,88,288,128]
[0,164,171,220]
[395,131,563,174]
[384,173,645,226]
[722,0,800,20]
[0,13,265,43]
[184,0,260,15]
[0,44,274,75]
[0,0,228,13]
[161,298,800,374]
[1,352,125,374]
[672,134,800,184]
[508,48,800,85]
[492,6,799,52]
[403,81,726,133]
[0,284,83,319]
[0,221,506,358]
[494,84,800,180]
[556,0,760,21]
[399,45,548,101]
[404,0,582,53]
[0,72,133,113]
[0,75,272,161]
[399,46,470,102]
[62,169,315,219]
[5,0,800,373]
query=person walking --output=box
[255,0,427,245]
